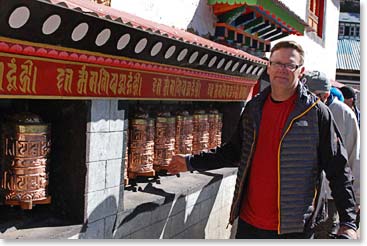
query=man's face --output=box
[267,48,304,90]
[344,98,354,108]
[313,90,330,103]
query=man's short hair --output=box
[340,86,356,100]
[270,41,304,65]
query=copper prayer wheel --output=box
[124,145,129,186]
[208,109,220,149]
[128,113,155,179]
[153,112,176,172]
[123,123,129,185]
[175,111,193,155]
[217,112,223,147]
[192,110,209,155]
[0,112,51,210]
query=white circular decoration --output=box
[252,66,259,75]
[42,14,61,35]
[177,49,188,61]
[217,58,225,69]
[95,28,111,46]
[224,60,233,71]
[8,6,30,29]
[208,56,217,68]
[257,67,265,76]
[240,63,248,73]
[231,62,240,72]
[135,38,148,53]
[165,46,176,59]
[151,42,163,56]
[189,51,199,64]
[199,54,208,65]
[246,65,254,74]
[117,34,130,50]
[71,22,89,41]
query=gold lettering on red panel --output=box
[0,62,4,91]
[56,68,73,94]
[6,58,17,92]
[19,60,37,93]
[99,68,110,95]
[77,65,88,94]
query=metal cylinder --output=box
[175,111,193,155]
[123,121,129,185]
[128,113,155,178]
[153,112,176,172]
[192,110,209,155]
[217,112,223,147]
[208,109,220,149]
[0,113,51,210]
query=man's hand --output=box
[337,226,357,239]
[167,154,188,175]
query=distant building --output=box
[338,12,360,40]
[336,11,360,106]
[340,0,360,13]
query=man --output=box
[339,86,360,127]
[168,41,358,239]
[303,71,360,238]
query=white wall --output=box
[111,0,340,79]
[271,0,340,79]
[111,0,216,36]
[279,0,308,21]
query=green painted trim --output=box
[256,0,304,33]
[218,6,246,23]
[228,30,235,40]
[244,17,265,32]
[257,24,276,36]
[244,36,251,46]
[208,0,305,33]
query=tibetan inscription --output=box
[0,52,254,101]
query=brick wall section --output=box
[80,167,237,239]
[80,99,238,239]
[83,99,126,233]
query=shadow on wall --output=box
[80,171,224,239]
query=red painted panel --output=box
[0,52,254,101]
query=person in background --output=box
[339,86,360,127]
[167,41,358,239]
[330,87,344,102]
[303,71,360,239]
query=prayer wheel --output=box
[217,112,223,147]
[128,113,155,179]
[175,111,193,155]
[208,109,220,149]
[192,110,209,155]
[124,145,129,186]
[153,112,175,172]
[0,113,51,210]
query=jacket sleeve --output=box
[343,110,360,204]
[317,104,357,230]
[186,106,247,171]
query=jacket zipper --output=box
[276,99,320,234]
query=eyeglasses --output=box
[269,61,301,72]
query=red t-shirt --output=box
[240,92,297,231]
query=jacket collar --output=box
[250,82,318,132]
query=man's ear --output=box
[298,66,305,79]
